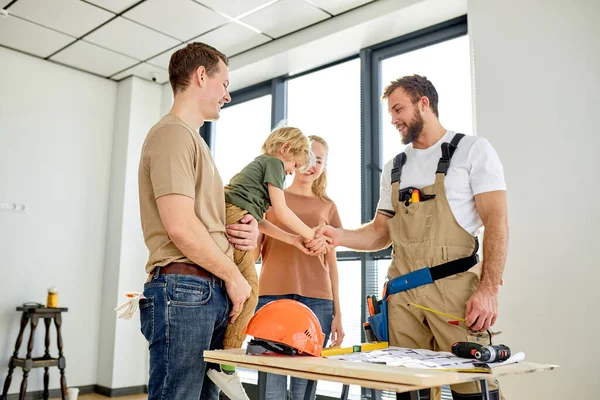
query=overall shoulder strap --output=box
[391,152,407,184]
[436,133,465,175]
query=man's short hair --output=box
[168,42,228,94]
[382,75,439,117]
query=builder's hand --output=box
[227,214,259,251]
[226,272,251,323]
[329,315,345,347]
[305,225,337,251]
[465,286,498,332]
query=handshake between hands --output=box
[293,225,337,256]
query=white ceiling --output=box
[0,0,375,84]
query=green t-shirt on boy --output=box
[224,155,285,222]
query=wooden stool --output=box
[1,306,68,400]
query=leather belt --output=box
[159,262,222,286]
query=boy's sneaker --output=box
[207,368,250,400]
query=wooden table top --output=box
[204,348,558,393]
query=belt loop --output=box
[154,267,161,280]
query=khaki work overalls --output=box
[386,135,501,399]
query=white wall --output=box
[468,0,600,398]
[96,76,163,389]
[160,82,173,117]
[0,48,116,393]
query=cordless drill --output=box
[451,342,511,363]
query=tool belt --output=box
[367,252,479,342]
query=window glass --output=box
[214,94,273,185]
[380,36,473,164]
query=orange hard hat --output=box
[243,299,325,357]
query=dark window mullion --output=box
[271,76,288,129]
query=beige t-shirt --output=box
[259,191,342,300]
[138,114,233,275]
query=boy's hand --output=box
[305,225,336,251]
[293,234,328,256]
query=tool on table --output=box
[452,342,511,363]
[321,341,389,357]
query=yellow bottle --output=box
[47,286,58,308]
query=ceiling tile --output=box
[125,0,228,41]
[308,0,372,15]
[147,43,186,70]
[241,0,329,38]
[192,22,270,57]
[85,17,180,61]
[0,15,74,58]
[196,0,275,18]
[84,0,141,13]
[111,62,169,84]
[50,40,139,77]
[9,0,114,37]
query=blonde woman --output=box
[208,127,324,400]
[253,135,345,400]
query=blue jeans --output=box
[256,294,334,400]
[139,269,230,400]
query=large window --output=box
[288,59,362,231]
[380,35,473,163]
[213,94,272,185]
[288,60,363,399]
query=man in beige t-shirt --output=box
[137,43,258,400]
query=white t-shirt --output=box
[377,131,506,236]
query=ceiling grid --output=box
[0,0,376,83]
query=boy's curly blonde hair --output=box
[261,126,312,170]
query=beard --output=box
[400,108,424,145]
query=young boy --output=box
[207,126,321,400]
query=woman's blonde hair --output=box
[261,126,311,168]
[307,135,330,200]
